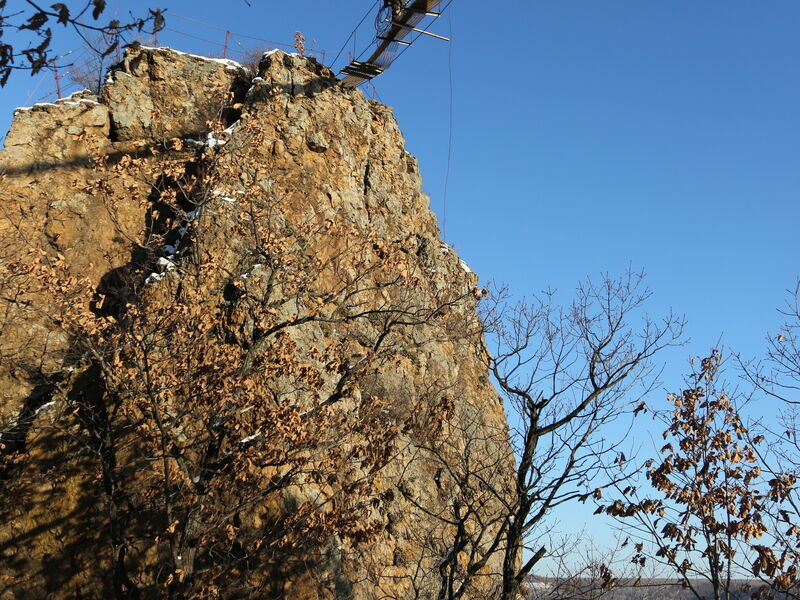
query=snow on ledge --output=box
[138,46,245,71]
[261,48,301,59]
[13,91,100,115]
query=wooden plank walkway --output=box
[340,0,447,87]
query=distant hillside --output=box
[526,577,782,600]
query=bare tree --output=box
[400,271,683,600]
[741,280,800,408]
[737,280,800,598]
[522,533,668,600]
[0,1,165,86]
[490,271,683,600]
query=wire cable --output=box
[168,11,298,50]
[24,70,50,105]
[442,2,454,242]
[165,27,240,52]
[331,0,380,70]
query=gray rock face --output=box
[257,50,339,96]
[102,46,249,141]
[0,47,513,599]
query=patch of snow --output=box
[156,257,176,271]
[205,131,228,148]
[204,121,239,149]
[261,49,299,60]
[210,189,237,203]
[240,431,262,444]
[241,263,263,280]
[459,259,473,274]
[145,272,166,284]
[192,475,200,483]
[163,244,178,255]
[146,255,180,283]
[440,242,452,254]
[261,49,301,58]
[59,96,99,107]
[14,93,99,114]
[34,401,55,416]
[247,78,264,94]
[13,102,55,113]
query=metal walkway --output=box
[340,0,447,87]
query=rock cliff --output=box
[0,48,512,599]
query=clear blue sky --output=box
[2,0,799,564]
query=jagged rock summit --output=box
[0,48,512,599]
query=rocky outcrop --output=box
[0,48,512,599]
[103,47,249,141]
